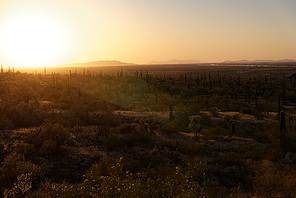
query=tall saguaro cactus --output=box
[278,93,281,116]
[280,111,286,152]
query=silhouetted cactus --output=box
[280,111,286,152]
[278,93,281,116]
[231,122,236,135]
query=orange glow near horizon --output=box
[0,1,296,67]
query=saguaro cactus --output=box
[278,93,281,116]
[280,111,286,152]
[231,122,236,135]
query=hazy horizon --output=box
[0,0,296,67]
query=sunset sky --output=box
[0,0,295,67]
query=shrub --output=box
[24,123,76,149]
[14,143,37,160]
[240,107,252,115]
[253,165,296,197]
[209,107,220,117]
[125,131,152,147]
[160,139,212,156]
[4,173,33,198]
[214,151,245,167]
[27,180,78,198]
[0,116,14,130]
[0,134,14,163]
[189,115,202,135]
[103,133,127,151]
[174,104,200,132]
[39,139,72,157]
[0,153,43,190]
[80,158,240,198]
[231,113,241,120]
[159,122,177,134]
[279,152,296,166]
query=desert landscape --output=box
[0,63,295,197]
[1,0,296,197]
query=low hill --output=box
[58,60,136,67]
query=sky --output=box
[0,0,295,67]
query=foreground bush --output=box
[253,164,296,197]
[29,157,240,197]
[24,123,76,157]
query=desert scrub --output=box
[174,104,200,132]
[0,116,14,130]
[39,139,73,157]
[24,123,76,149]
[189,115,202,135]
[14,143,37,161]
[27,180,79,198]
[104,129,153,150]
[0,134,14,163]
[4,173,33,198]
[0,153,43,190]
[80,158,240,198]
[159,139,212,156]
[159,122,177,134]
[103,133,127,151]
[253,164,296,197]
[213,151,246,167]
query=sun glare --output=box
[1,13,66,67]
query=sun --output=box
[0,14,66,67]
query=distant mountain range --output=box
[148,59,200,65]
[221,59,296,65]
[58,60,135,67]
[58,59,296,67]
